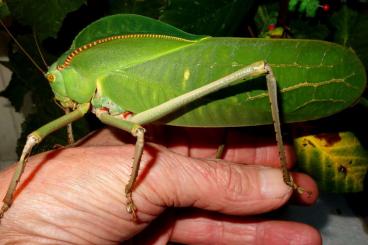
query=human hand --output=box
[0,127,321,244]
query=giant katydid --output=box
[0,14,366,221]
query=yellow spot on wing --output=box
[184,68,190,81]
[182,68,190,90]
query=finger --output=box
[290,172,319,205]
[82,127,296,168]
[150,126,296,168]
[220,128,296,168]
[138,144,295,218]
[169,211,322,245]
[66,128,316,206]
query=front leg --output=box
[0,103,90,221]
[64,108,75,145]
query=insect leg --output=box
[128,61,309,194]
[215,144,225,159]
[265,63,310,195]
[215,129,228,159]
[95,110,145,221]
[54,99,75,145]
[108,61,308,220]
[129,61,268,125]
[0,103,90,220]
[64,108,75,145]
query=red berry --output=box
[268,23,276,31]
[322,4,330,12]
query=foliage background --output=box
[0,0,367,152]
[0,0,367,223]
[0,0,367,194]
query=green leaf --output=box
[0,0,10,19]
[330,5,368,69]
[108,0,164,18]
[288,0,320,17]
[107,0,253,36]
[6,0,86,40]
[289,18,329,40]
[330,6,358,47]
[294,132,368,193]
[159,0,254,36]
[300,0,319,17]
[288,0,299,11]
[107,0,254,36]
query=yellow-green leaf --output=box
[294,132,368,192]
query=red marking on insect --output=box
[57,34,192,70]
[100,107,109,112]
[122,111,133,119]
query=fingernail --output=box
[259,168,291,199]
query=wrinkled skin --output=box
[0,127,321,244]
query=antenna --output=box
[0,19,46,75]
[33,28,48,69]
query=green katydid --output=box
[0,14,366,221]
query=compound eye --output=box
[46,73,56,83]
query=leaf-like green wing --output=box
[71,14,206,49]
